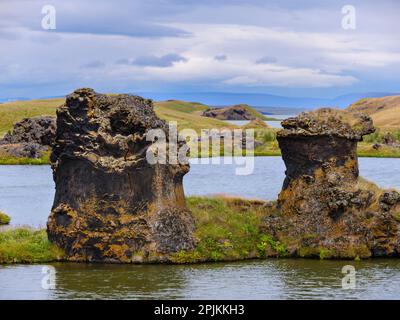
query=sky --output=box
[0,0,399,100]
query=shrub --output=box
[0,211,11,225]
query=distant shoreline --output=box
[1,151,399,166]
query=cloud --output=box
[214,55,227,61]
[80,61,106,69]
[131,54,187,67]
[256,56,277,64]
[115,59,130,65]
[0,0,192,39]
[0,0,399,99]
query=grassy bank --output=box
[0,228,64,264]
[171,196,287,263]
[0,196,287,264]
[0,148,399,165]
[0,151,51,165]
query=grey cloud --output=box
[80,61,106,69]
[0,28,23,41]
[131,54,187,67]
[256,56,277,64]
[54,20,191,38]
[0,0,192,39]
[115,59,130,65]
[214,55,227,61]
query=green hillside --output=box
[0,97,235,137]
[154,100,209,115]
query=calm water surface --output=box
[1,259,400,299]
[0,157,399,227]
[225,114,297,128]
[0,156,400,299]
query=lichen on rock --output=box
[261,108,400,259]
[47,88,195,263]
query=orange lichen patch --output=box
[104,244,130,259]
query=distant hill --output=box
[153,100,209,115]
[3,91,398,110]
[135,91,399,110]
[0,97,236,137]
[347,95,400,128]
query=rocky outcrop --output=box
[47,88,195,263]
[202,104,264,120]
[0,116,56,158]
[261,109,400,258]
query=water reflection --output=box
[1,259,400,299]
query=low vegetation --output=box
[0,197,288,264]
[154,100,209,115]
[0,211,11,225]
[0,98,62,137]
[0,228,64,264]
[0,150,51,165]
[1,96,400,164]
[171,196,287,263]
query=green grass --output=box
[0,98,62,137]
[1,144,400,165]
[154,100,209,114]
[0,211,11,225]
[154,103,237,133]
[1,97,400,164]
[0,228,64,264]
[0,197,284,264]
[0,97,236,139]
[0,151,51,165]
[171,196,286,263]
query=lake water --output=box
[1,157,399,228]
[225,114,297,128]
[1,156,400,300]
[1,259,400,300]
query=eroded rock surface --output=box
[262,109,400,258]
[47,88,195,263]
[0,116,56,158]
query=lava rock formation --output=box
[262,109,400,258]
[47,88,195,263]
[0,116,56,158]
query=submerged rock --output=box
[47,88,195,263]
[0,116,56,158]
[261,109,400,258]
